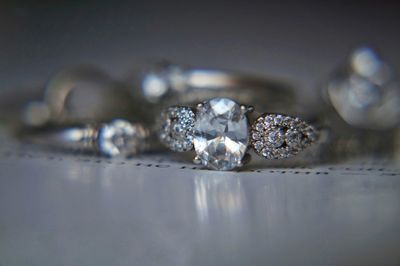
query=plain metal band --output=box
[135,64,302,120]
[20,125,99,153]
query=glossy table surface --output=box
[0,134,399,266]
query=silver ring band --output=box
[131,62,303,121]
[20,119,150,157]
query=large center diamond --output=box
[193,98,249,170]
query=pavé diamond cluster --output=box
[250,114,318,159]
[159,107,196,152]
[158,98,319,170]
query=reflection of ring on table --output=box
[157,97,326,171]
[22,119,149,157]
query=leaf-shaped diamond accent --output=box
[250,114,319,159]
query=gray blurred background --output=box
[1,1,400,97]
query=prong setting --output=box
[193,155,202,165]
[240,105,255,114]
[246,105,255,113]
[238,153,252,167]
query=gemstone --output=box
[273,115,284,125]
[98,119,148,157]
[255,122,265,132]
[254,141,263,151]
[252,132,261,140]
[266,128,285,147]
[261,149,274,159]
[285,129,302,148]
[158,107,195,152]
[193,98,249,170]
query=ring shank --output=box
[20,125,99,152]
[137,64,301,118]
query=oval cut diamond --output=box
[193,98,249,170]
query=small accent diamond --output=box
[254,141,263,151]
[266,128,285,147]
[252,132,261,140]
[285,129,302,148]
[273,115,284,125]
[255,122,265,132]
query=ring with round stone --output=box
[21,119,150,157]
[157,97,323,171]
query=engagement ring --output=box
[158,97,321,170]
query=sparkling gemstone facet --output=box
[285,129,302,148]
[193,98,249,170]
[267,128,285,147]
[98,119,148,157]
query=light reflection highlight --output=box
[194,174,245,223]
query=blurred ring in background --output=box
[324,46,400,130]
[19,119,150,157]
[128,62,304,123]
[322,47,400,158]
[22,67,140,127]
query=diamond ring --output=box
[158,97,321,170]
[21,119,149,157]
